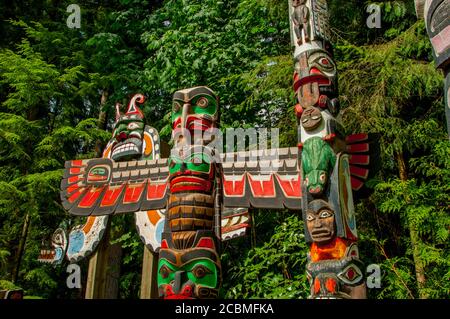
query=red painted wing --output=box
[60,158,169,216]
[346,133,380,191]
[222,147,301,210]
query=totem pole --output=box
[44,95,164,279]
[415,0,450,137]
[289,0,367,298]
[58,4,374,297]
[158,87,223,299]
[59,91,250,299]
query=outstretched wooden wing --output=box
[221,147,302,210]
[61,158,169,216]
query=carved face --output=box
[172,86,219,145]
[111,118,144,161]
[294,49,337,107]
[168,146,215,194]
[302,137,336,195]
[51,228,67,263]
[306,199,335,243]
[301,107,322,130]
[158,235,221,299]
[110,94,146,161]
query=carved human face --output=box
[158,235,221,299]
[306,199,336,243]
[168,146,215,194]
[172,87,219,145]
[301,107,322,131]
[110,116,145,161]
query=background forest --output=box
[0,0,448,299]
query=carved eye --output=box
[320,58,329,66]
[319,210,333,218]
[306,214,315,221]
[196,97,209,108]
[311,115,321,120]
[192,265,211,279]
[173,102,181,113]
[311,54,334,72]
[319,173,326,182]
[127,122,139,130]
[159,265,171,279]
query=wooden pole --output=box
[84,222,122,299]
[139,246,159,299]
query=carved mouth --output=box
[172,117,214,131]
[111,138,142,161]
[187,118,213,131]
[170,176,212,193]
[311,229,332,238]
[297,74,331,88]
[308,186,324,194]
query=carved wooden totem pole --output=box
[43,95,165,265]
[158,87,223,299]
[56,1,374,300]
[51,94,166,299]
[59,90,250,299]
[415,0,450,137]
[289,0,367,298]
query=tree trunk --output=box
[12,213,31,283]
[250,210,256,248]
[11,100,42,283]
[396,151,428,298]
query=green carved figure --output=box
[301,136,336,195]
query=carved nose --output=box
[181,103,190,130]
[314,218,322,227]
[309,186,321,194]
[116,132,127,142]
[172,271,187,295]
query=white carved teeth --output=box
[112,143,139,156]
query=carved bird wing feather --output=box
[221,147,302,210]
[60,157,169,216]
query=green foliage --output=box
[223,213,309,299]
[140,0,290,139]
[0,279,20,290]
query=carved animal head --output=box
[294,49,338,111]
[168,146,215,194]
[158,233,221,299]
[110,94,146,161]
[301,136,336,195]
[172,86,219,147]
